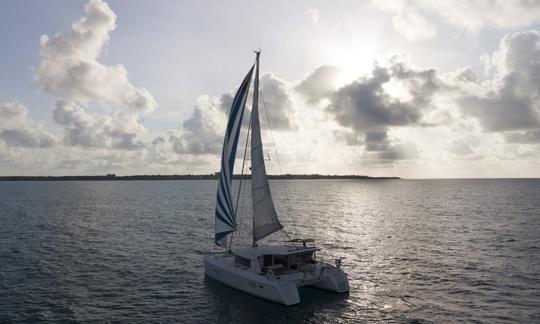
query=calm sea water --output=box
[0,179,539,323]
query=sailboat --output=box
[204,51,350,306]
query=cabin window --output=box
[263,255,272,267]
[235,256,250,268]
[302,252,314,263]
[274,255,287,267]
[291,252,315,264]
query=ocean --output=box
[0,179,539,323]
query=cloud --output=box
[172,72,297,155]
[260,73,297,130]
[449,139,475,155]
[377,141,419,161]
[52,99,145,149]
[306,8,320,24]
[34,0,157,112]
[168,95,226,155]
[327,61,441,132]
[504,131,540,144]
[373,1,540,39]
[459,31,540,133]
[295,65,341,104]
[294,56,447,162]
[0,101,56,148]
[392,9,437,41]
[364,131,390,152]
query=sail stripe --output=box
[216,194,233,226]
[217,83,248,220]
[215,209,232,228]
[214,64,254,247]
[215,230,233,243]
[216,203,230,226]
[218,175,233,221]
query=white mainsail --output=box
[250,52,283,242]
[215,65,254,247]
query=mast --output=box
[250,51,283,246]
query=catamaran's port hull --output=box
[204,255,300,305]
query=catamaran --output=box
[204,51,350,305]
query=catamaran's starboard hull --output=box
[310,263,351,293]
[204,255,301,306]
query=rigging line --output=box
[229,114,253,250]
[235,121,251,243]
[259,89,298,238]
[237,169,249,241]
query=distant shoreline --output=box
[0,174,400,181]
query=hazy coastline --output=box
[0,174,400,181]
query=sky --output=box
[1,0,540,178]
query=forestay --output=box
[250,52,283,242]
[215,65,254,247]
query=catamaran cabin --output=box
[233,245,319,275]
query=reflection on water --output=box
[0,179,539,322]
[204,278,349,323]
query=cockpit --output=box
[259,250,316,274]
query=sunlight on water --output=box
[0,179,539,322]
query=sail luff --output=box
[251,51,283,243]
[215,65,254,247]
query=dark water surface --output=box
[1,179,539,323]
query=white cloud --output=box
[392,9,437,41]
[373,0,540,40]
[459,31,540,133]
[449,139,475,155]
[0,101,56,148]
[168,95,226,155]
[34,0,157,112]
[306,8,320,24]
[52,99,145,150]
[3,0,540,177]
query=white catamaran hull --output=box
[310,263,351,293]
[204,255,301,305]
[204,255,350,306]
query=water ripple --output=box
[1,179,539,322]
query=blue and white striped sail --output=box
[215,65,254,247]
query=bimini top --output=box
[234,245,319,260]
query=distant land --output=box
[0,174,400,181]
